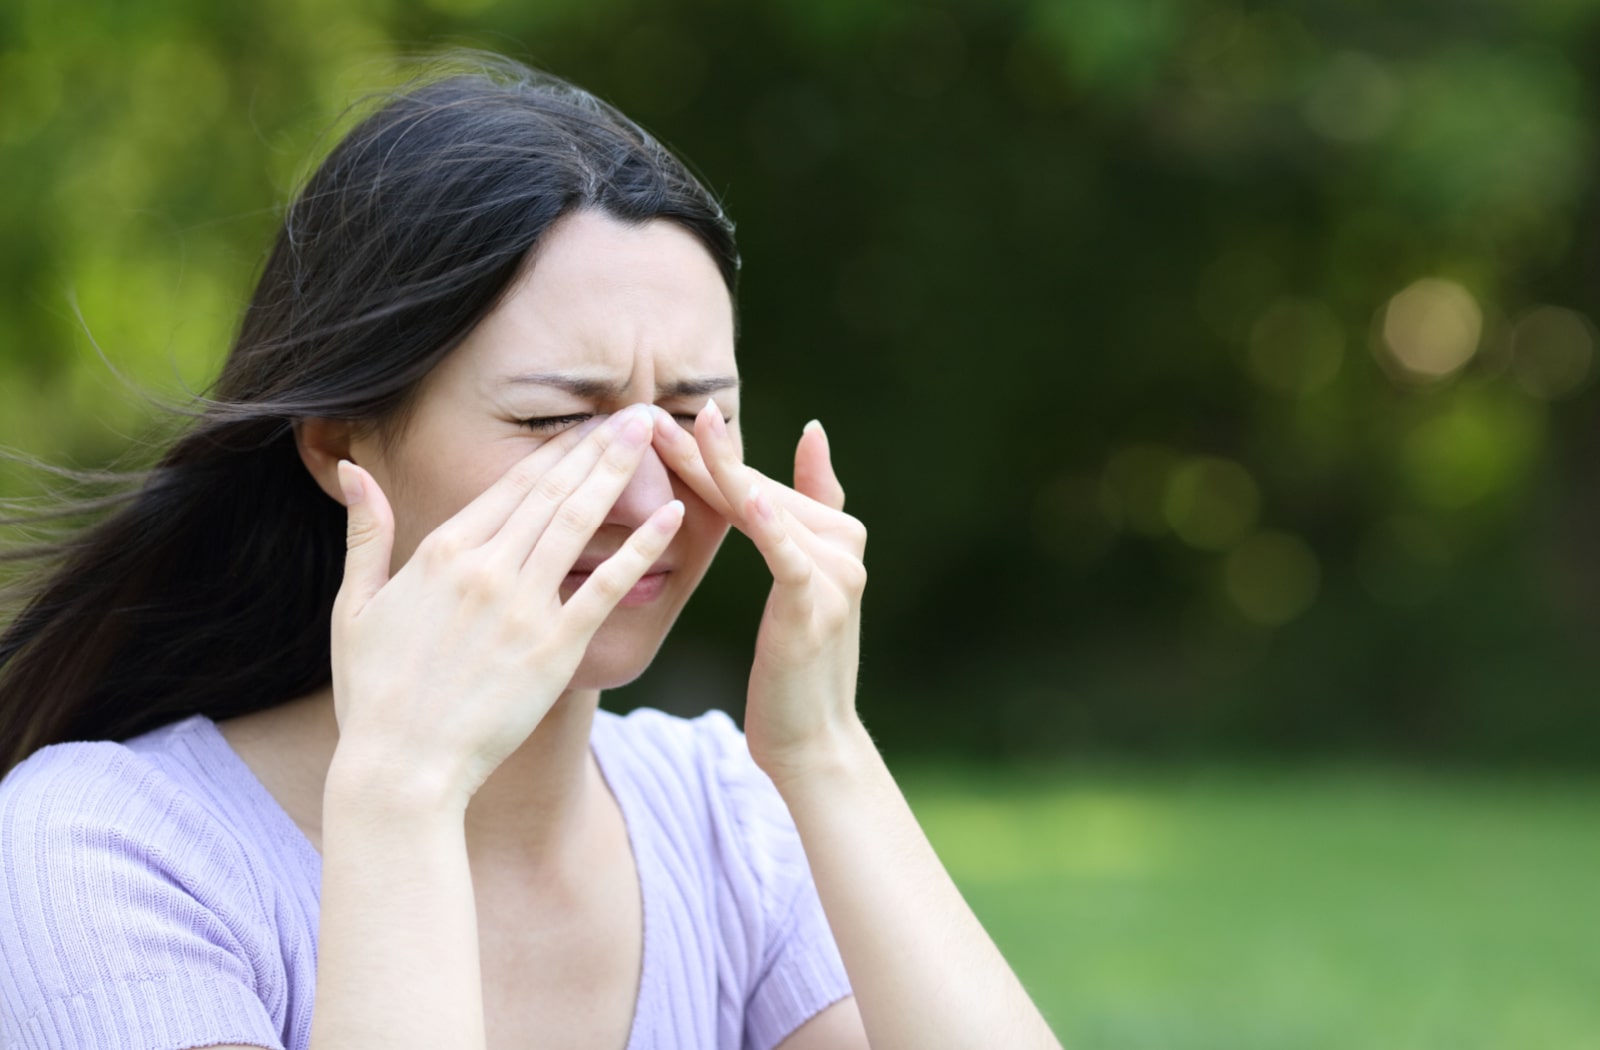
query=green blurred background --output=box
[3,0,1598,1043]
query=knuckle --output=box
[784,553,816,585]
[503,458,543,494]
[584,568,629,604]
[599,441,643,478]
[843,516,867,547]
[452,556,501,599]
[839,559,868,593]
[552,498,594,537]
[344,529,378,555]
[532,471,571,507]
[417,530,466,563]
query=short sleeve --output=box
[0,743,285,1050]
[695,711,853,1050]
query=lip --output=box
[562,568,671,607]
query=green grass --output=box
[896,763,1600,1049]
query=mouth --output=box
[562,567,672,607]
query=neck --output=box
[462,687,605,871]
[233,685,607,875]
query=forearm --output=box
[773,722,1061,1050]
[308,758,485,1049]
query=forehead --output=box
[455,210,737,389]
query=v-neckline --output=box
[192,710,658,1050]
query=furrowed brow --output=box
[500,372,629,399]
[501,371,740,399]
[658,375,741,399]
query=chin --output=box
[565,622,673,692]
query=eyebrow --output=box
[501,371,741,399]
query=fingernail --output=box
[656,498,686,530]
[705,397,726,434]
[803,419,824,436]
[337,460,364,506]
[650,405,678,435]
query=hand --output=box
[650,402,868,784]
[329,404,683,805]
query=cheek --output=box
[383,455,515,567]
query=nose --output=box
[604,442,676,531]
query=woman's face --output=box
[349,209,740,690]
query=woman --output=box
[0,54,1059,1049]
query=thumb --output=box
[336,459,394,610]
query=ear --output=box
[294,417,357,505]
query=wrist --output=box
[760,715,879,799]
[324,743,472,822]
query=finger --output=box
[561,499,686,633]
[691,400,847,541]
[653,404,852,536]
[743,485,815,588]
[335,459,395,613]
[692,397,762,527]
[794,419,846,512]
[648,405,736,518]
[519,406,657,586]
[436,413,611,546]
[492,404,653,566]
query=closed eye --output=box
[519,413,593,432]
[519,411,731,432]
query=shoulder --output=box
[0,720,267,928]
[1,725,223,858]
[0,724,288,1046]
[0,717,259,881]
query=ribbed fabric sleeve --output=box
[0,741,285,1050]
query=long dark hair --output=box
[0,52,739,775]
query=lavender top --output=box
[0,706,851,1050]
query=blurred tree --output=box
[4,0,1600,761]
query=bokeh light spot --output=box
[1400,390,1543,508]
[1510,305,1595,400]
[1224,531,1321,626]
[1247,297,1344,396]
[1163,456,1261,550]
[1380,278,1482,380]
